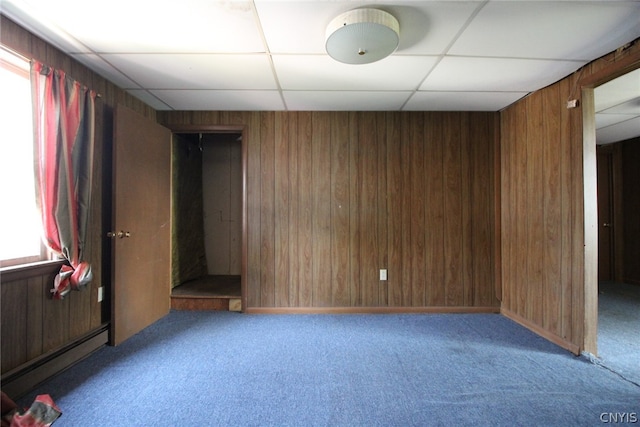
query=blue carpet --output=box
[17,312,640,426]
[598,282,640,386]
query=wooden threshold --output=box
[171,275,241,311]
[171,296,231,311]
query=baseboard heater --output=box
[1,325,109,399]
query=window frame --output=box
[0,45,51,269]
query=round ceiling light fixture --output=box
[325,8,400,65]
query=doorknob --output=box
[107,231,131,238]
[603,223,611,228]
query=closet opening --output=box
[170,130,245,312]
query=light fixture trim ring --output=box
[325,8,400,65]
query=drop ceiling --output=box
[594,68,640,145]
[2,0,639,142]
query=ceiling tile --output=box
[600,98,640,115]
[256,1,480,55]
[596,116,640,145]
[595,113,638,130]
[127,90,173,111]
[449,1,640,61]
[101,54,277,90]
[255,1,342,54]
[594,68,640,112]
[9,0,264,53]
[3,0,639,113]
[273,55,438,91]
[421,57,585,92]
[283,91,411,111]
[70,54,141,89]
[404,91,527,112]
[3,0,94,53]
[390,1,481,55]
[150,89,285,111]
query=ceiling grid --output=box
[1,0,638,142]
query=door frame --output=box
[580,50,640,355]
[167,124,248,311]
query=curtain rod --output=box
[1,44,103,98]
[0,44,29,62]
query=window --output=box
[0,46,47,267]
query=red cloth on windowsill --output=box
[1,392,61,427]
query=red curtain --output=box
[31,61,96,299]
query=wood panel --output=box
[559,76,574,343]
[460,113,472,306]
[311,112,332,306]
[1,279,28,372]
[596,148,613,282]
[246,111,262,308]
[298,112,313,307]
[203,136,236,275]
[376,113,389,306]
[425,113,445,306]
[409,112,426,307]
[331,112,350,306]
[275,112,290,307]
[260,112,276,307]
[287,113,300,306]
[570,71,585,350]
[172,134,207,286]
[610,143,624,283]
[501,86,581,349]
[500,39,640,354]
[400,114,413,306]
[526,92,544,325]
[542,84,562,332]
[160,110,500,311]
[470,113,496,307]
[359,112,379,306]
[386,112,403,307]
[348,112,361,306]
[26,276,44,360]
[443,113,463,306]
[622,138,640,284]
[0,262,106,376]
[230,139,243,275]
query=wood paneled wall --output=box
[0,15,156,375]
[202,134,243,276]
[160,111,501,310]
[500,81,584,353]
[171,133,207,287]
[500,39,640,354]
[622,137,640,285]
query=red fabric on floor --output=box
[0,393,61,427]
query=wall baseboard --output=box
[1,326,108,399]
[501,308,580,355]
[245,306,500,315]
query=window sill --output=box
[0,259,66,282]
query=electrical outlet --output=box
[379,269,387,281]
[98,286,104,302]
